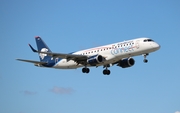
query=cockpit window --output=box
[144,39,148,42]
[144,39,154,42]
[147,39,154,42]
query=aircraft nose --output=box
[154,43,161,50]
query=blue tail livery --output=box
[35,36,53,62]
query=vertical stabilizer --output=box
[35,36,53,63]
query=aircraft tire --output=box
[143,59,148,63]
[82,68,90,73]
[103,69,110,75]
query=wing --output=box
[16,59,47,65]
[37,51,88,64]
[29,44,88,64]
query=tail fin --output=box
[35,36,52,52]
[35,36,53,62]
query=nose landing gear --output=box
[143,54,149,63]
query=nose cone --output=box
[154,43,161,50]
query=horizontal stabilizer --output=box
[16,59,47,65]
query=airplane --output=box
[17,36,160,75]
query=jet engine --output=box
[117,57,135,68]
[87,55,104,66]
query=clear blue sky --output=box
[0,0,180,113]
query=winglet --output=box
[28,44,38,52]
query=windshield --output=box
[144,39,154,42]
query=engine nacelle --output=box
[117,57,135,68]
[87,55,103,66]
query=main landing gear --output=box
[82,67,90,73]
[103,69,110,75]
[82,66,111,75]
[143,53,149,63]
[103,65,111,75]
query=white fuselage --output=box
[53,38,160,69]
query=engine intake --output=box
[117,57,135,68]
[87,55,103,66]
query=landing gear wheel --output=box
[107,70,110,75]
[86,68,90,73]
[82,68,86,73]
[143,59,148,63]
[103,70,107,75]
[82,68,90,73]
[103,69,111,75]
